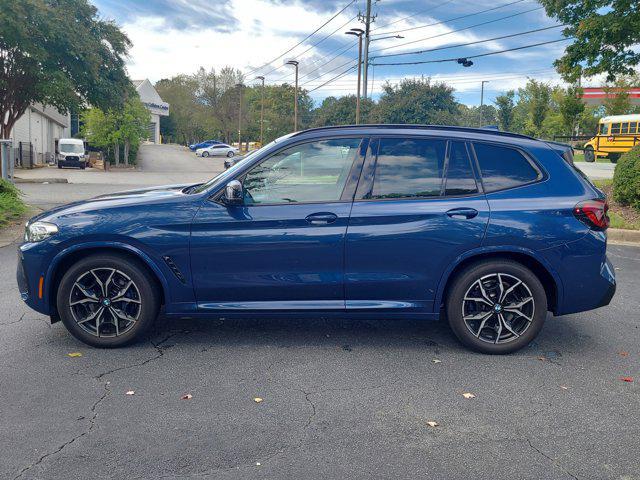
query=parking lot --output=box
[2,145,639,479]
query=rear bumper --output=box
[540,231,616,315]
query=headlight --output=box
[25,221,59,242]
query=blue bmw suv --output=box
[17,125,615,353]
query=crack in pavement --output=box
[0,313,25,327]
[13,382,111,480]
[525,437,579,480]
[299,389,317,429]
[94,332,179,380]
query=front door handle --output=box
[305,212,338,225]
[446,207,479,219]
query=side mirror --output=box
[224,180,243,205]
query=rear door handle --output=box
[446,207,479,219]
[305,212,338,225]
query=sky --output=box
[91,0,583,106]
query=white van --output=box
[57,138,87,169]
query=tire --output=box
[58,164,63,169]
[584,146,595,163]
[609,153,620,164]
[445,259,547,354]
[56,253,160,348]
[202,151,209,158]
[227,151,235,158]
[80,165,86,170]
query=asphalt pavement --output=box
[2,144,638,480]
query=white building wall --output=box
[8,105,70,165]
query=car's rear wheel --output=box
[608,153,620,164]
[446,260,547,354]
[56,253,160,348]
[202,151,209,158]
[584,146,595,163]
[227,151,235,158]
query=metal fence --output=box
[13,142,34,169]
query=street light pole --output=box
[255,76,265,146]
[236,82,244,152]
[479,80,489,127]
[346,28,364,124]
[362,0,372,99]
[286,60,299,131]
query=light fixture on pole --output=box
[255,76,265,146]
[235,82,244,152]
[285,60,299,131]
[346,28,364,124]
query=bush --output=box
[0,179,26,227]
[613,146,640,210]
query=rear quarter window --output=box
[473,143,540,192]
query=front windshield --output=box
[189,134,294,194]
[59,143,84,154]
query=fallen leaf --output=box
[67,352,82,357]
[618,351,629,357]
[255,462,261,466]
[462,392,476,399]
[126,390,135,395]
[253,397,263,403]
[426,421,439,427]
[181,394,193,400]
[621,377,633,383]
[560,386,569,390]
[432,359,442,364]
[537,356,546,361]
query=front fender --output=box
[432,245,564,314]
[44,241,172,313]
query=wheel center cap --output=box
[494,303,503,313]
[102,298,111,307]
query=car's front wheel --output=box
[446,260,547,354]
[56,253,160,348]
[202,151,209,157]
[227,151,235,158]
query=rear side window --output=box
[621,123,629,134]
[445,142,478,195]
[369,138,446,199]
[473,143,540,192]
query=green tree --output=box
[372,78,459,125]
[559,85,585,135]
[494,91,516,131]
[311,95,375,127]
[0,0,132,151]
[538,0,640,82]
[119,97,151,165]
[602,77,639,116]
[517,80,553,136]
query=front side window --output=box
[611,123,621,134]
[242,138,362,204]
[598,123,609,135]
[473,142,540,192]
[369,138,447,199]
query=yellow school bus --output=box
[584,114,640,163]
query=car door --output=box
[345,136,490,315]
[190,136,367,311]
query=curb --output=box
[14,177,68,184]
[608,228,640,247]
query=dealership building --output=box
[133,79,170,144]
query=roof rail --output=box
[292,124,536,140]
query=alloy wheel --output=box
[68,268,142,338]
[461,273,535,344]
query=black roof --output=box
[292,124,536,141]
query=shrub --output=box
[613,146,640,211]
[0,179,26,227]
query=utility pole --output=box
[256,76,265,146]
[346,28,364,124]
[286,60,299,131]
[236,83,243,151]
[362,0,373,99]
[479,80,489,127]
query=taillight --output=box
[573,199,609,231]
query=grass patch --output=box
[0,179,27,228]
[573,152,611,163]
[592,179,640,230]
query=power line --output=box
[260,13,359,79]
[372,0,456,31]
[371,0,527,37]
[372,25,564,59]
[371,37,572,66]
[370,6,545,54]
[245,0,357,76]
[301,58,357,87]
[307,64,358,92]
